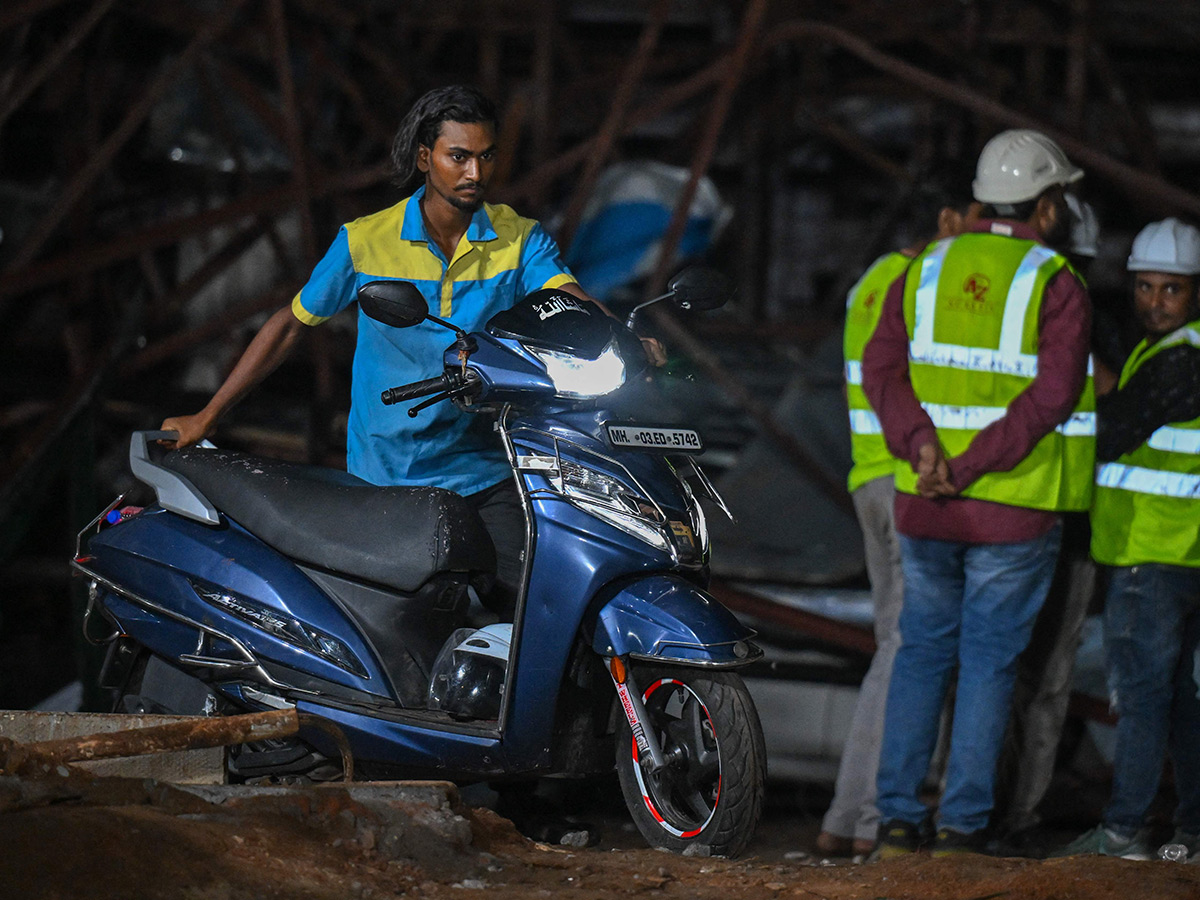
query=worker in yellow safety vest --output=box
[863,129,1094,859]
[818,182,978,860]
[1057,217,1200,862]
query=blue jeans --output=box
[1102,563,1200,836]
[876,524,1062,834]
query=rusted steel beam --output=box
[0,338,116,511]
[118,284,297,376]
[527,0,556,201]
[762,19,1200,219]
[498,54,727,206]
[210,53,292,147]
[267,0,316,262]
[644,0,768,301]
[710,579,1119,725]
[0,0,118,131]
[0,708,299,775]
[6,0,250,275]
[557,0,672,251]
[1088,41,1160,173]
[1065,0,1091,137]
[803,108,913,183]
[0,164,389,301]
[295,24,394,147]
[122,2,274,66]
[709,580,876,657]
[196,57,257,195]
[490,91,529,192]
[154,218,276,323]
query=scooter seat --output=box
[163,447,496,592]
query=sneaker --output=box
[931,827,989,858]
[989,825,1048,859]
[868,819,922,862]
[1157,829,1200,862]
[1052,825,1152,860]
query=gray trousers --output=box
[821,475,905,842]
[993,518,1096,835]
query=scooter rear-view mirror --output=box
[623,265,732,330]
[667,266,731,312]
[358,280,428,328]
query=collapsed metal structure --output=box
[2,0,1200,616]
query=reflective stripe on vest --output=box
[848,408,882,435]
[1147,425,1200,455]
[844,251,912,491]
[1090,319,1200,567]
[920,403,1096,437]
[910,243,1057,379]
[897,231,1095,511]
[1095,463,1200,499]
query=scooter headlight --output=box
[527,339,626,399]
[520,453,670,552]
[191,580,368,679]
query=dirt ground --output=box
[3,767,1200,900]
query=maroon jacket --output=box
[862,219,1092,543]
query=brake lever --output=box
[406,371,481,417]
[407,392,452,417]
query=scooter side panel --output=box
[500,474,685,766]
[84,508,394,700]
[590,574,758,664]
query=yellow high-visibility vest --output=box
[896,231,1095,511]
[843,251,912,492]
[1091,320,1200,567]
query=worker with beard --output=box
[160,84,660,615]
[1056,217,1200,862]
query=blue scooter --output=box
[72,268,766,856]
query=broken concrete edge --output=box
[1,770,519,885]
[0,768,524,861]
[3,768,459,818]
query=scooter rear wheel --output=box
[615,665,765,857]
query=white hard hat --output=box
[972,129,1083,205]
[1066,194,1099,258]
[1127,217,1200,275]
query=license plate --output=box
[606,424,704,452]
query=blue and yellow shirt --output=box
[292,185,576,494]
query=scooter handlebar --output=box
[381,375,451,405]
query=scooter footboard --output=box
[589,575,762,667]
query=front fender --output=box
[589,575,761,667]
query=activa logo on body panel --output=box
[533,292,589,321]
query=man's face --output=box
[1038,186,1072,249]
[1133,271,1199,340]
[417,120,497,213]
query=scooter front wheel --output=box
[615,665,765,857]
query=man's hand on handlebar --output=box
[640,337,667,367]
